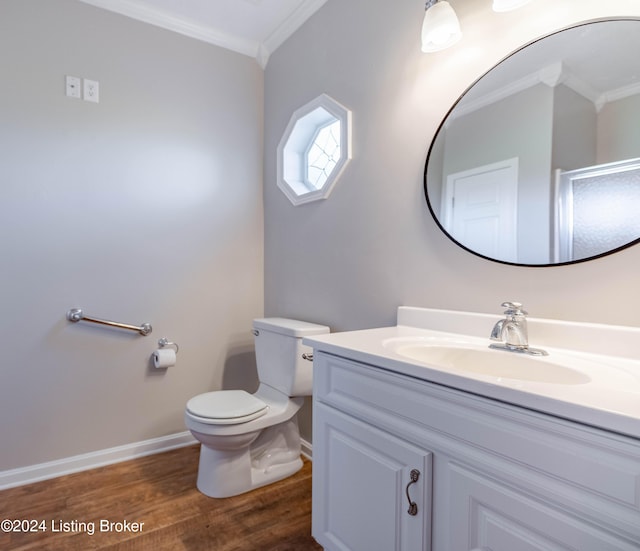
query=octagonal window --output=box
[277,94,352,205]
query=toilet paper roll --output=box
[153,348,176,368]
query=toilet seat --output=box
[186,390,268,425]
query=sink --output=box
[304,307,640,438]
[385,340,591,385]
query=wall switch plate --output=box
[83,79,99,103]
[65,75,81,99]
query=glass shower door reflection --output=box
[554,159,640,263]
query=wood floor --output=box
[0,445,322,551]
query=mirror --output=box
[425,19,640,266]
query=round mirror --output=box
[425,19,640,266]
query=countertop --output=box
[304,322,640,440]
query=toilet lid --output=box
[186,390,268,424]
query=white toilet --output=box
[184,317,329,498]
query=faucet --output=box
[489,302,548,356]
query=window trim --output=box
[277,94,352,205]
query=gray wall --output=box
[264,1,640,439]
[552,84,597,171]
[598,93,640,163]
[0,0,264,471]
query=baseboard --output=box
[300,437,312,461]
[0,431,197,491]
[1,432,311,491]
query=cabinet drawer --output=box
[314,352,640,541]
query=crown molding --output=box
[597,80,640,112]
[448,62,638,124]
[260,0,328,67]
[78,0,260,57]
[78,0,328,69]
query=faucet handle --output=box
[501,301,527,316]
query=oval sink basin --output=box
[391,344,591,385]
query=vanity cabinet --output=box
[312,351,640,551]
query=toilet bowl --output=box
[184,318,329,498]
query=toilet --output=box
[184,317,329,498]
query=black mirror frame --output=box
[423,18,640,267]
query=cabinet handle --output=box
[302,353,313,361]
[405,469,420,516]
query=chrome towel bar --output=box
[67,308,152,336]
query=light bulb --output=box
[421,1,462,53]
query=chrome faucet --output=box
[489,302,548,356]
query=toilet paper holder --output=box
[158,337,179,354]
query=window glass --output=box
[306,120,342,190]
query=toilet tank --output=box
[252,318,329,397]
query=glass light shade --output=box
[421,1,462,53]
[492,0,532,12]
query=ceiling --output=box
[77,0,328,68]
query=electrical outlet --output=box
[65,75,81,99]
[83,79,99,103]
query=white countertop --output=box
[304,308,640,440]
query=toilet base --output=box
[195,419,304,498]
[196,449,303,498]
[251,455,303,490]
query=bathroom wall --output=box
[0,0,263,473]
[264,0,640,440]
[552,85,597,172]
[598,93,640,163]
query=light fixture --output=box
[421,0,462,53]
[492,0,533,12]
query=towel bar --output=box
[67,308,152,336]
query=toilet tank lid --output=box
[253,317,329,337]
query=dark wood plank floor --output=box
[0,445,322,550]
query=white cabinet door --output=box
[313,403,432,551]
[445,460,638,551]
